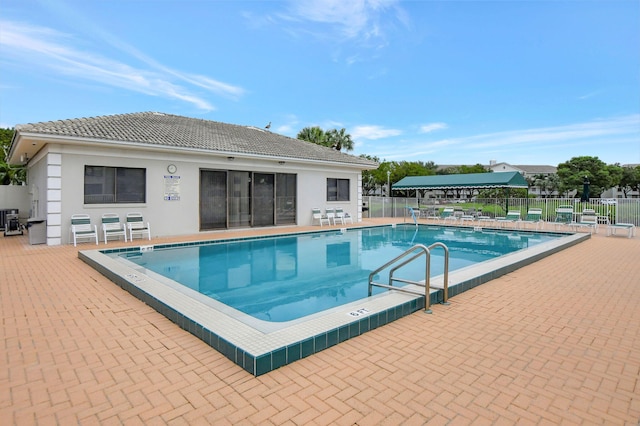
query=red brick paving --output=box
[1,220,639,424]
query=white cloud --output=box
[0,20,245,111]
[359,115,640,164]
[274,0,407,52]
[578,90,602,100]
[455,115,640,150]
[275,124,295,135]
[351,124,402,140]
[419,122,448,133]
[287,0,396,39]
[271,114,301,137]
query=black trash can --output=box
[362,202,369,218]
[27,218,46,245]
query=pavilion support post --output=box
[505,188,510,212]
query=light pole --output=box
[387,170,391,197]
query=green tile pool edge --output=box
[79,250,430,376]
[78,224,589,376]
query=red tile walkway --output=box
[1,220,639,424]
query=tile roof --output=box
[511,165,557,173]
[15,112,378,168]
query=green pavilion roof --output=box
[392,171,529,191]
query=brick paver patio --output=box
[1,220,639,424]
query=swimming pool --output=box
[79,224,589,375]
[110,225,560,322]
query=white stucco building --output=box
[488,162,558,197]
[8,112,378,245]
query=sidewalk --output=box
[1,222,639,424]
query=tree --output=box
[556,156,622,198]
[360,154,380,195]
[326,128,354,152]
[457,164,489,174]
[0,127,26,185]
[437,163,488,175]
[297,126,328,146]
[297,126,354,152]
[369,160,438,197]
[369,161,396,196]
[532,173,560,198]
[619,165,640,198]
[546,174,562,197]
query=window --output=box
[84,166,146,204]
[327,178,350,202]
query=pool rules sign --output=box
[164,175,181,201]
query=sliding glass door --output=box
[200,169,296,230]
[253,173,275,226]
[228,171,251,228]
[276,173,296,225]
[200,170,227,230]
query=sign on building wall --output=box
[164,175,181,201]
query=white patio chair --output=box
[101,213,127,244]
[325,208,336,225]
[607,222,636,238]
[575,209,598,234]
[70,214,98,247]
[554,205,574,230]
[497,210,521,228]
[311,208,330,226]
[126,212,151,241]
[522,208,543,230]
[439,207,457,224]
[335,207,353,224]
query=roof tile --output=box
[16,112,378,168]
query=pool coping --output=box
[78,224,589,376]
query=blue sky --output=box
[1,0,639,167]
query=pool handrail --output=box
[368,242,449,314]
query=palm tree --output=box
[296,126,328,146]
[0,129,27,185]
[0,162,25,185]
[326,128,354,152]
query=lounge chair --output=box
[333,207,345,225]
[312,208,330,226]
[522,208,543,230]
[607,222,636,238]
[459,213,475,225]
[70,214,98,247]
[335,207,353,224]
[440,207,457,224]
[554,205,574,230]
[497,210,521,228]
[575,209,598,234]
[325,207,336,225]
[421,207,439,221]
[126,212,151,240]
[101,213,127,244]
[476,214,495,225]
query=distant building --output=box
[487,161,558,197]
[602,163,640,199]
[487,161,556,177]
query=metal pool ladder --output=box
[368,243,449,314]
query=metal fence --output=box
[363,196,640,226]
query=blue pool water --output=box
[112,225,560,323]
